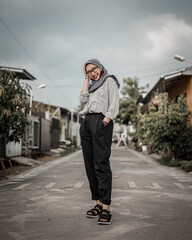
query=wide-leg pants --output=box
[79,113,113,205]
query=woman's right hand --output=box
[81,64,90,92]
[83,63,89,79]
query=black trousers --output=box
[80,113,113,205]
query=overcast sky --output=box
[0,0,192,110]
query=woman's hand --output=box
[81,63,90,93]
[83,63,89,79]
[103,117,111,124]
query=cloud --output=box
[0,1,192,109]
[143,14,192,59]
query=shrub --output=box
[141,95,192,160]
[0,70,30,145]
[180,161,192,172]
[156,157,192,172]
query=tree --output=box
[0,70,31,145]
[75,102,85,113]
[141,95,192,160]
[116,76,148,126]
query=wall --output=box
[168,75,192,123]
[40,118,51,151]
[6,140,22,157]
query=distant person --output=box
[79,59,120,225]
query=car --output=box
[58,139,71,147]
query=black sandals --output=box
[97,209,112,225]
[86,204,103,218]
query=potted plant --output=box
[141,138,148,152]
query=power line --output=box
[138,66,190,80]
[139,71,170,79]
[45,66,186,88]
[0,17,74,109]
[45,85,82,88]
[125,61,179,75]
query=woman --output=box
[79,58,120,225]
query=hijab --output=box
[84,58,120,93]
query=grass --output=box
[59,146,81,157]
[156,156,192,173]
[180,161,192,173]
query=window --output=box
[175,93,187,103]
[33,122,39,147]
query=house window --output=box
[175,93,187,102]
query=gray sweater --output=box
[78,77,119,120]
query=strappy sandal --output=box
[97,209,112,225]
[86,204,103,218]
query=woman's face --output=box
[85,64,101,80]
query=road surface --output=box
[0,145,191,240]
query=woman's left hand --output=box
[103,117,111,124]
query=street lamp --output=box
[174,54,192,64]
[36,84,46,89]
[29,84,46,115]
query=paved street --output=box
[0,144,192,240]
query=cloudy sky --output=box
[0,0,192,111]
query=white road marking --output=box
[74,182,84,188]
[13,183,32,190]
[21,172,33,177]
[43,182,56,189]
[174,183,186,189]
[112,175,120,178]
[128,182,137,188]
[151,183,163,189]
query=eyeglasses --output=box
[86,66,98,76]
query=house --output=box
[141,66,192,123]
[0,66,36,80]
[32,101,81,147]
[31,101,65,151]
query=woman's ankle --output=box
[96,200,103,206]
[102,204,110,211]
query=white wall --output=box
[6,140,22,157]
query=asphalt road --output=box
[0,145,192,240]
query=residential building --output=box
[142,66,192,123]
